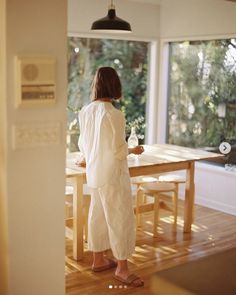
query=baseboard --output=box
[178,190,236,216]
[195,196,236,216]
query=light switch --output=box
[12,122,61,149]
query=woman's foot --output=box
[114,270,144,287]
[92,257,117,272]
[92,251,117,272]
[114,259,144,287]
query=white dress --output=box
[78,101,135,260]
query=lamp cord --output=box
[110,0,115,9]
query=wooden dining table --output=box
[66,144,222,261]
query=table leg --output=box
[184,161,195,233]
[72,176,84,260]
[136,187,143,229]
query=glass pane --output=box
[67,37,149,152]
[167,39,236,166]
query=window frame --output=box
[67,32,159,145]
[157,34,236,145]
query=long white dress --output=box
[78,100,135,260]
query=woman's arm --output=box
[128,145,144,155]
[76,109,86,167]
[76,157,86,167]
[107,111,128,160]
[107,111,144,158]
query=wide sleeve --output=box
[78,110,84,155]
[106,110,128,160]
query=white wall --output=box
[176,162,236,216]
[159,0,236,215]
[195,163,236,215]
[68,0,160,40]
[4,1,67,295]
[160,0,236,39]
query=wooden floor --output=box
[65,200,236,295]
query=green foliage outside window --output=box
[168,39,236,153]
[67,37,149,152]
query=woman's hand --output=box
[75,158,86,167]
[128,145,144,155]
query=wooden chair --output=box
[131,176,158,228]
[137,182,178,237]
[65,184,91,242]
[158,174,186,191]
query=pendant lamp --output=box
[91,0,132,33]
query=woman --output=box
[77,67,144,287]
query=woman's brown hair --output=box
[91,67,122,101]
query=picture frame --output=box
[15,56,56,107]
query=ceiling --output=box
[128,0,236,5]
[128,0,161,4]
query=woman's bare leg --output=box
[92,251,108,268]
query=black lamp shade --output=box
[91,9,131,33]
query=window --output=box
[167,39,236,165]
[67,37,149,152]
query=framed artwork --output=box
[15,56,56,107]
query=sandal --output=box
[113,274,144,287]
[92,258,117,272]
